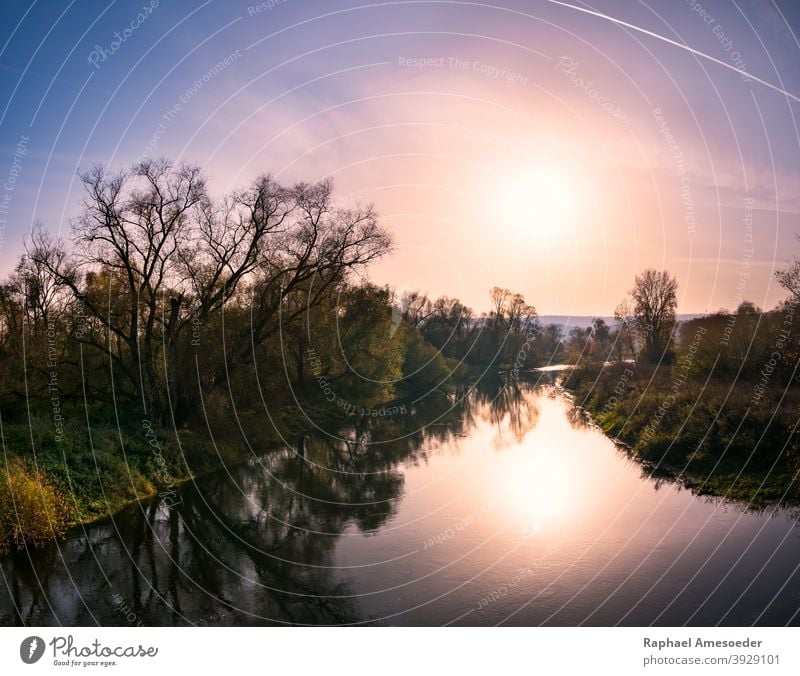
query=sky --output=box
[1,0,799,315]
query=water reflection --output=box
[2,377,800,626]
[0,379,527,626]
[469,376,540,447]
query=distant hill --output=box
[539,315,705,331]
[538,316,614,330]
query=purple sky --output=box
[1,0,799,314]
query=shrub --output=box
[0,459,71,552]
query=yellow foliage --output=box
[0,459,70,552]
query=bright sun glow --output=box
[505,449,575,527]
[496,166,578,237]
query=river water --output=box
[2,378,799,626]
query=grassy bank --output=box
[563,362,800,508]
[0,403,302,553]
[0,381,457,554]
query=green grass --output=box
[563,362,800,509]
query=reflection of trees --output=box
[0,391,474,626]
[0,379,550,626]
[466,375,540,447]
[0,456,369,626]
[0,547,61,625]
[566,401,594,431]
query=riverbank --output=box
[0,386,455,554]
[7,381,800,626]
[562,362,800,508]
[0,417,243,553]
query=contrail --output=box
[543,0,800,105]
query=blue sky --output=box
[1,0,799,313]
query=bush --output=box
[0,459,71,552]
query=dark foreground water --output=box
[2,379,800,626]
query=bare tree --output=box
[173,174,292,341]
[485,287,537,368]
[16,226,74,331]
[776,245,800,302]
[613,299,637,361]
[70,160,208,412]
[245,179,391,354]
[25,160,392,421]
[628,269,678,362]
[398,290,434,328]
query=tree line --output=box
[564,261,800,504]
[0,158,553,550]
[5,155,800,546]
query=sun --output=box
[496,166,578,237]
[504,449,575,527]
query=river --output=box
[2,377,799,626]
